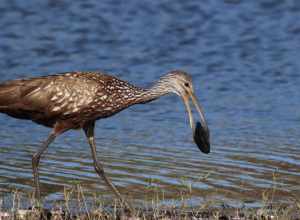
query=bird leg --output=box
[32,132,57,201]
[83,122,132,210]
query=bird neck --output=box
[134,78,174,104]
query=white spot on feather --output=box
[104,107,112,111]
[52,106,60,112]
[72,107,79,113]
[100,95,107,100]
[51,96,58,101]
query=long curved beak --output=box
[182,92,210,154]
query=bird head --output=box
[159,70,210,153]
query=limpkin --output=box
[0,70,210,207]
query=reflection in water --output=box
[0,0,299,208]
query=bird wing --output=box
[22,74,99,118]
[0,73,99,126]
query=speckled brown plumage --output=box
[0,70,210,209]
[0,71,148,129]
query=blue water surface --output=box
[0,0,299,207]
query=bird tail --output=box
[0,81,22,108]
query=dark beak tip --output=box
[193,121,211,154]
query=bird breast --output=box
[91,86,140,117]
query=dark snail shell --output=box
[194,121,210,154]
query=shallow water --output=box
[0,0,299,208]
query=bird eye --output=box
[184,83,190,87]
